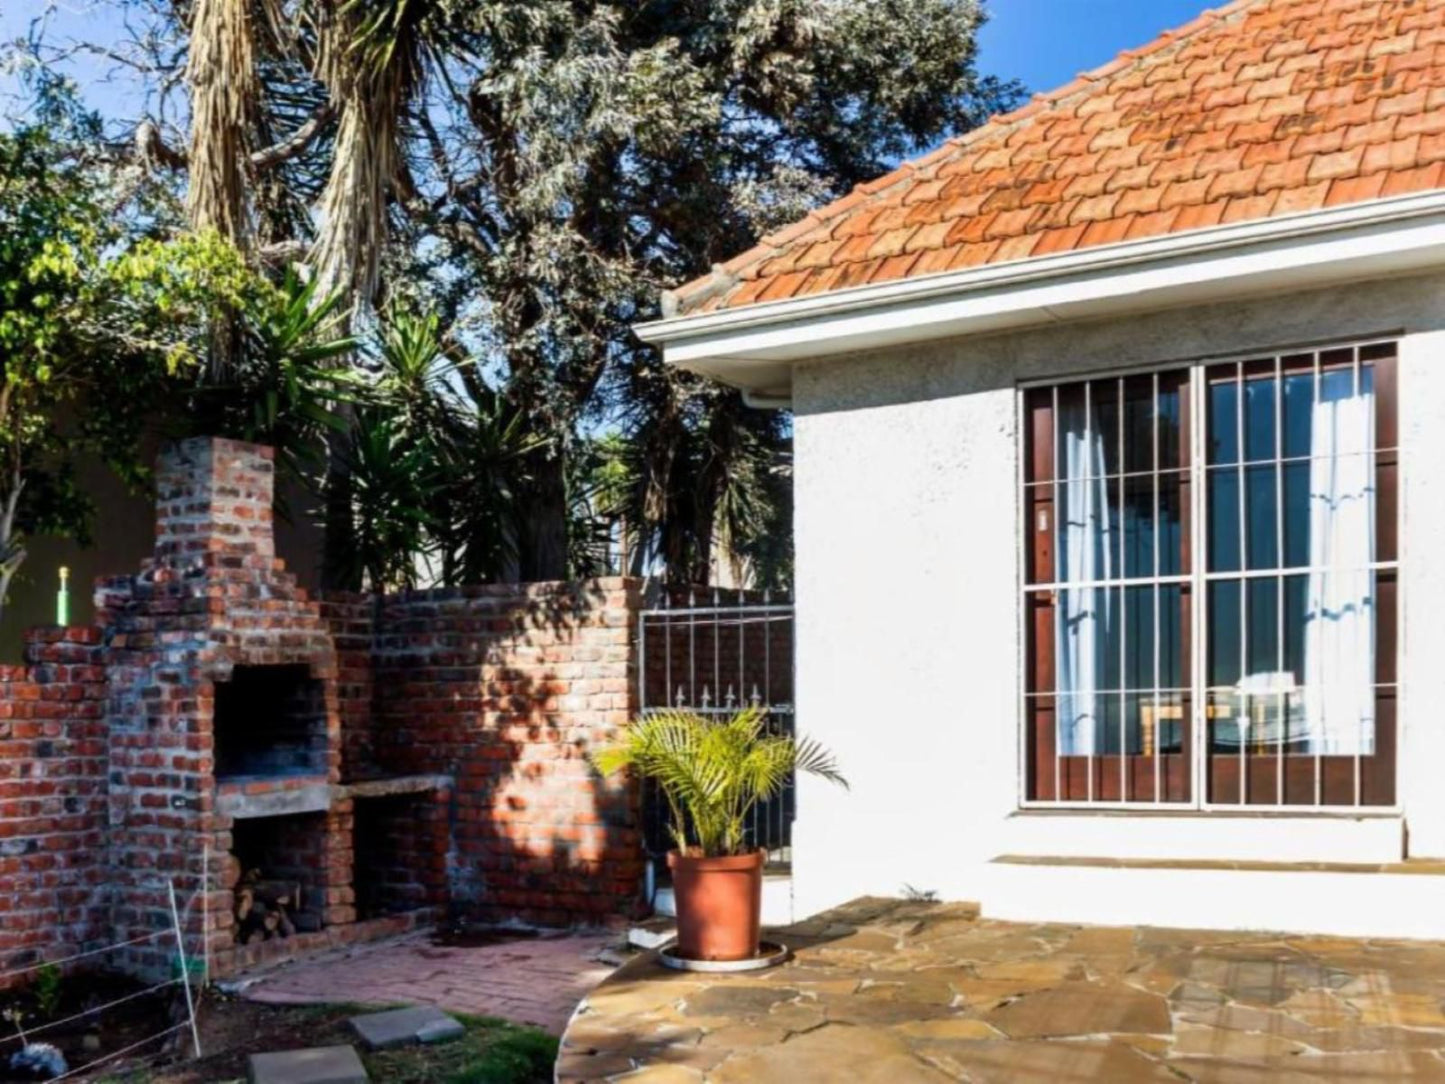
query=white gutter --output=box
[636,189,1445,401]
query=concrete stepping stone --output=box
[247,1045,368,1084]
[348,1005,465,1050]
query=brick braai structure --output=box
[0,436,644,988]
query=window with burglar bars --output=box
[1022,339,1398,809]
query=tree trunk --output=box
[0,470,25,639]
[516,449,568,582]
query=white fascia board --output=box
[637,191,1445,391]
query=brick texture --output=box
[1,437,646,989]
[0,629,108,983]
[325,581,645,928]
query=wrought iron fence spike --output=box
[700,685,711,708]
[725,685,736,709]
[675,684,686,708]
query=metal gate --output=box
[637,588,796,872]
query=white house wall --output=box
[789,270,1445,936]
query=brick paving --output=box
[239,928,619,1034]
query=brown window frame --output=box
[1020,340,1399,811]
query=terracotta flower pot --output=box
[667,849,765,961]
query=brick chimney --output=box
[154,437,277,565]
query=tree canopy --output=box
[4,0,1021,594]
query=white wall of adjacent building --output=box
[787,270,1445,938]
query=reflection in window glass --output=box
[1023,344,1394,809]
[1209,379,1238,464]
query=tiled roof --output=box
[669,0,1445,317]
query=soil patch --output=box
[74,997,554,1084]
[1,971,188,1083]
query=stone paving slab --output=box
[247,1045,368,1084]
[348,1005,464,1050]
[240,927,617,1034]
[558,897,1445,1082]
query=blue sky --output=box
[979,0,1215,95]
[5,1,1217,120]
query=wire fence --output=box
[1,878,203,1081]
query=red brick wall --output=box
[0,628,109,987]
[100,438,352,977]
[326,579,645,927]
[2,438,648,992]
[317,594,378,781]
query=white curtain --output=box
[1301,381,1375,755]
[1056,416,1112,757]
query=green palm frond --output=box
[590,708,846,858]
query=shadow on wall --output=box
[336,578,646,928]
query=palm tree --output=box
[591,709,845,858]
[310,0,435,319]
[184,0,274,378]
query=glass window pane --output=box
[1097,693,1124,754]
[1283,462,1310,568]
[1283,371,1313,458]
[1124,377,1154,473]
[1291,567,1376,757]
[1283,573,1307,685]
[1208,580,1241,687]
[1057,475,1116,582]
[1124,585,1152,690]
[1159,584,1183,689]
[1246,464,1279,570]
[1148,692,1185,754]
[1320,366,1355,415]
[1158,381,1183,470]
[1122,476,1155,578]
[1092,380,1121,476]
[1209,378,1239,465]
[1209,689,1243,753]
[1244,375,1277,461]
[1208,469,1241,572]
[1158,476,1185,576]
[1123,693,1149,757]
[1056,586,1121,694]
[1245,576,1280,679]
[1098,586,1121,691]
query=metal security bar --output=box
[1020,338,1399,811]
[637,588,796,872]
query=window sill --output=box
[999,808,1403,865]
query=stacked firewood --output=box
[234,869,301,943]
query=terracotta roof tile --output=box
[671,0,1445,316]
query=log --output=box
[248,880,302,912]
[237,899,280,944]
[275,904,296,939]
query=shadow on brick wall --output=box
[324,578,645,929]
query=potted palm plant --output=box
[592,707,846,962]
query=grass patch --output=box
[364,1014,558,1084]
[101,1001,559,1084]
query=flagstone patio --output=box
[557,897,1445,1082]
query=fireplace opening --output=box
[354,794,442,920]
[214,664,327,780]
[229,814,327,942]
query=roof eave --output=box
[638,190,1445,399]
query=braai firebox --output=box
[214,664,328,780]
